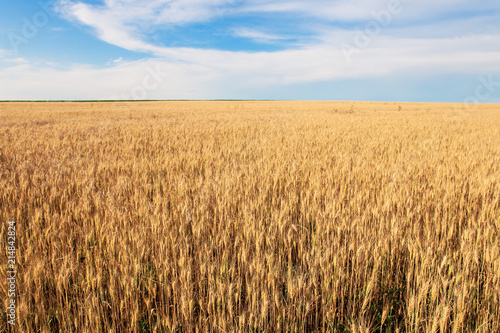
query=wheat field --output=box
[1,101,499,332]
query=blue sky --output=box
[1,0,500,102]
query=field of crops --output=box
[1,101,499,332]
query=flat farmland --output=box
[1,101,499,332]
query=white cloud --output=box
[54,0,500,57]
[3,57,28,64]
[0,59,220,100]
[57,1,156,53]
[0,49,14,58]
[231,28,290,43]
[239,0,500,23]
[55,0,242,51]
[0,50,29,68]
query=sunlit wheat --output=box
[0,101,499,332]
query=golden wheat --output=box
[0,101,499,332]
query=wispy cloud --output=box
[239,0,500,23]
[231,28,290,43]
[0,49,28,67]
[54,0,500,57]
[3,57,28,64]
[0,49,11,58]
[55,0,242,52]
